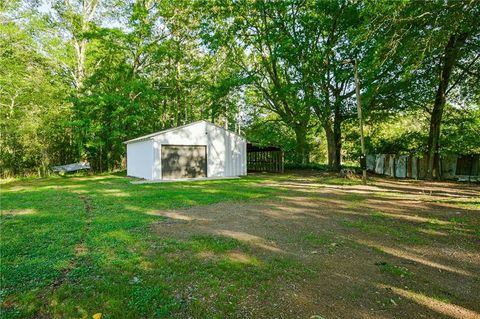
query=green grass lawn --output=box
[0,173,300,318]
[1,172,479,319]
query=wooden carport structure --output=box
[247,143,284,173]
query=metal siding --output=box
[153,141,160,179]
[206,124,226,177]
[153,121,208,179]
[226,131,232,176]
[133,121,247,180]
[126,139,153,179]
[205,123,247,177]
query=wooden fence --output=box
[247,144,284,173]
[366,154,480,181]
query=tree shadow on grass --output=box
[1,173,479,318]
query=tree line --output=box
[1,0,479,178]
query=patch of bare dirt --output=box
[152,176,480,319]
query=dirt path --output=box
[152,178,480,319]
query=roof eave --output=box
[123,137,153,144]
[123,120,246,144]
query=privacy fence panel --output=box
[367,153,479,181]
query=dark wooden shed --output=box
[247,143,284,173]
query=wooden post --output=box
[269,152,272,172]
[263,151,266,172]
[276,151,279,172]
[279,151,282,173]
[353,59,367,185]
[281,151,284,173]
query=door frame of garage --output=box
[160,144,208,180]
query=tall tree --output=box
[426,32,469,178]
[201,0,314,163]
[0,12,75,176]
[306,1,362,171]
[50,0,100,91]
[2,0,479,176]
[201,0,367,168]
[365,0,480,178]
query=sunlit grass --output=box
[0,173,292,318]
[1,172,478,318]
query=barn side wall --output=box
[127,139,153,180]
[229,131,247,176]
[205,124,247,178]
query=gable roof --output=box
[123,120,245,144]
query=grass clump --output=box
[375,261,414,278]
[341,219,427,245]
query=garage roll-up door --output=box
[161,145,207,179]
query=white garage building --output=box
[124,120,247,180]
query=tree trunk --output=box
[324,120,342,172]
[71,0,99,91]
[426,33,468,179]
[293,125,309,164]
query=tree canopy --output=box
[1,0,479,177]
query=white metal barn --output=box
[124,120,247,180]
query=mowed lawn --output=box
[1,172,479,319]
